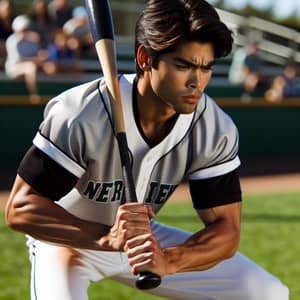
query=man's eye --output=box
[202,65,213,73]
[176,64,189,70]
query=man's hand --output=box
[99,203,155,251]
[124,232,174,277]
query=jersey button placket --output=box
[136,153,156,201]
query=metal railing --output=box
[108,2,300,67]
[217,9,300,66]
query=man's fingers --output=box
[122,228,153,242]
[125,235,166,277]
[131,257,154,275]
[124,233,153,252]
[119,203,148,212]
[146,205,156,219]
[126,238,152,254]
[108,203,154,251]
[118,211,151,223]
[119,203,155,219]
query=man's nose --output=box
[187,70,202,89]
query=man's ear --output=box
[137,45,151,71]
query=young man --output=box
[5,0,289,299]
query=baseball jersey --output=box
[18,74,241,226]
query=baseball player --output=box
[6,0,289,299]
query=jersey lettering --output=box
[145,182,177,204]
[83,180,124,203]
[96,182,114,202]
[111,180,124,202]
[83,180,177,204]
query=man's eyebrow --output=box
[173,57,215,68]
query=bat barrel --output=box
[85,0,114,41]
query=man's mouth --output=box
[182,94,201,104]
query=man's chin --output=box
[175,105,197,115]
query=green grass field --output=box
[1,191,299,300]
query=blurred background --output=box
[1,0,300,189]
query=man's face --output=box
[149,41,214,114]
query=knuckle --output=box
[124,239,132,249]
[148,243,156,252]
[150,260,158,269]
[119,220,127,230]
[120,229,131,242]
[118,211,128,220]
[123,231,131,241]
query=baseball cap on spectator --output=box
[12,15,31,32]
[72,6,87,19]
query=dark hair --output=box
[135,0,233,77]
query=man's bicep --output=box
[196,202,241,226]
[17,145,79,201]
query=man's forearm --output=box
[6,193,113,251]
[162,219,240,274]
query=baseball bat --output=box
[85,0,161,290]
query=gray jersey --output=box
[32,74,240,225]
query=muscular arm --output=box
[5,175,110,250]
[5,175,153,251]
[125,170,242,276]
[163,202,241,273]
[125,201,241,277]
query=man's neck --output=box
[134,76,179,147]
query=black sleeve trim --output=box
[18,145,79,201]
[189,169,242,210]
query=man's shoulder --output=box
[44,78,104,120]
[194,94,237,132]
[55,74,135,113]
[59,78,102,100]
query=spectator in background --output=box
[63,6,94,57]
[229,41,265,101]
[28,0,54,48]
[265,63,300,102]
[5,15,48,103]
[43,29,81,74]
[0,0,15,68]
[48,0,73,29]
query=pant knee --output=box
[262,280,289,300]
[243,273,289,300]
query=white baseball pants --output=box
[27,221,289,300]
